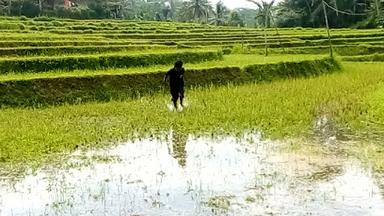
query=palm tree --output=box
[0,0,10,15]
[252,0,275,27]
[182,0,212,22]
[210,0,227,25]
[163,1,172,20]
[370,0,383,20]
[246,0,276,28]
[245,0,276,56]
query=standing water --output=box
[1,132,384,216]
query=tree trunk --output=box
[8,0,11,16]
[48,0,55,10]
[38,0,42,15]
[374,0,381,18]
[264,11,268,56]
[322,0,333,58]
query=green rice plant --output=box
[51,21,65,27]
[265,45,384,56]
[0,57,338,107]
[0,62,383,169]
[30,26,39,31]
[222,48,232,55]
[0,34,106,41]
[342,53,384,62]
[69,25,98,31]
[0,22,21,30]
[0,45,176,56]
[18,23,26,30]
[19,16,28,21]
[33,16,55,22]
[0,50,223,73]
[0,54,325,82]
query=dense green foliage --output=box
[0,0,382,28]
[276,0,383,28]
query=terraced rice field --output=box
[1,16,384,215]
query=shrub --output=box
[52,21,64,27]
[231,44,248,54]
[222,48,232,55]
[19,16,28,21]
[18,23,26,30]
[33,16,54,22]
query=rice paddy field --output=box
[1,16,384,215]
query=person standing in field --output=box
[164,60,185,110]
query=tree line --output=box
[0,0,382,28]
[276,0,384,28]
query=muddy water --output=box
[1,133,384,216]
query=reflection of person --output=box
[170,131,188,168]
[164,61,185,110]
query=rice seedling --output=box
[0,62,382,168]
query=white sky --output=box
[210,0,281,9]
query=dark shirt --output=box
[166,67,185,88]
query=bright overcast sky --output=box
[210,0,281,9]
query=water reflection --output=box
[168,130,188,168]
[0,133,384,216]
[305,165,344,182]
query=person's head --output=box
[174,60,183,71]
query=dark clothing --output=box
[171,86,184,101]
[166,68,185,101]
[166,68,185,88]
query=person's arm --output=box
[164,70,171,82]
[180,68,185,79]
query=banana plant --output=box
[245,0,276,27]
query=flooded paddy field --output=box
[2,62,384,215]
[1,14,384,216]
[1,132,383,216]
